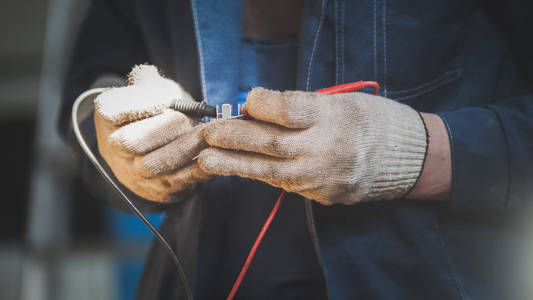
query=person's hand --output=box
[94,65,209,202]
[198,88,428,205]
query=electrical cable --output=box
[71,89,194,300]
[71,81,379,300]
[225,81,380,300]
[226,190,286,300]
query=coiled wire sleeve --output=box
[174,99,216,118]
[71,89,193,300]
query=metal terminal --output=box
[222,104,232,118]
[216,104,234,119]
[174,98,244,119]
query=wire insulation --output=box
[72,82,379,300]
[226,81,380,300]
[72,89,194,300]
[226,190,286,300]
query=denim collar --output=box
[190,0,242,106]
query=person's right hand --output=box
[94,65,210,202]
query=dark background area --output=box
[0,120,34,240]
[0,0,104,245]
[0,1,154,299]
[0,0,45,241]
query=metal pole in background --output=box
[20,0,112,299]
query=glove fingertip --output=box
[197,148,225,175]
[202,120,230,147]
[127,64,162,85]
[244,87,273,111]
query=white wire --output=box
[71,89,193,300]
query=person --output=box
[60,0,533,299]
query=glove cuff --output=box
[364,102,428,201]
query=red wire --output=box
[317,81,380,95]
[226,81,380,300]
[226,190,287,300]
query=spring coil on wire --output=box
[173,99,216,118]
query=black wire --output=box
[72,90,193,300]
[88,160,193,300]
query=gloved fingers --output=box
[95,111,129,162]
[203,119,308,158]
[133,124,208,177]
[94,83,179,125]
[94,65,194,126]
[94,109,119,139]
[109,109,196,155]
[162,163,211,192]
[243,88,320,129]
[123,163,209,203]
[197,147,299,187]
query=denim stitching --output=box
[341,0,345,83]
[334,0,340,84]
[306,0,327,91]
[436,115,466,300]
[190,0,207,103]
[393,72,460,102]
[485,107,511,209]
[433,215,466,300]
[433,216,466,300]
[383,0,387,97]
[373,0,378,83]
[389,69,461,95]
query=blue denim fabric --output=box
[189,0,242,107]
[62,0,533,299]
[191,1,533,299]
[195,37,327,300]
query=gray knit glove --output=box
[94,65,209,202]
[198,88,427,205]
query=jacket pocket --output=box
[384,0,466,103]
[389,68,462,102]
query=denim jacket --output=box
[61,0,533,299]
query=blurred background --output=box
[0,0,162,299]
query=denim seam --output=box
[341,0,345,83]
[333,0,345,84]
[190,0,207,102]
[306,0,327,91]
[304,199,331,300]
[389,69,461,95]
[382,0,388,97]
[392,71,461,102]
[373,0,378,83]
[431,114,464,300]
[433,216,466,300]
[485,106,511,209]
[334,0,340,85]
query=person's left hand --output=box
[197,88,428,205]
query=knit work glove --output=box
[94,65,209,202]
[198,88,427,205]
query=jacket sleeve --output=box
[59,0,149,137]
[59,0,172,212]
[438,97,533,214]
[437,1,533,214]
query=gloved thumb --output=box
[127,64,167,85]
[94,65,193,125]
